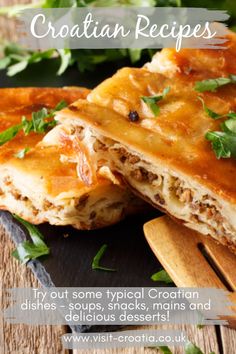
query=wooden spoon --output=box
[144,215,236,328]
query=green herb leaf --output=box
[92,244,116,272]
[151,269,173,284]
[14,147,30,159]
[184,341,204,354]
[128,49,142,64]
[21,116,33,135]
[43,0,77,7]
[158,346,173,354]
[199,96,236,159]
[227,112,236,119]
[205,131,236,159]
[0,2,41,17]
[1,0,234,78]
[197,97,223,120]
[52,100,68,112]
[0,57,11,69]
[197,324,205,329]
[0,0,157,77]
[7,60,29,76]
[28,49,55,64]
[223,119,236,134]
[57,49,71,75]
[12,241,49,264]
[12,215,50,264]
[0,124,22,146]
[0,100,67,146]
[141,87,170,116]
[229,74,236,83]
[32,108,50,133]
[195,76,234,93]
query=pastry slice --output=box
[0,87,142,229]
[55,51,236,251]
[146,30,236,79]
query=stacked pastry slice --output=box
[55,31,236,252]
[0,87,143,229]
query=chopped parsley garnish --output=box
[0,124,22,146]
[205,131,236,159]
[157,346,173,354]
[195,75,236,92]
[197,324,205,329]
[141,87,170,117]
[197,97,224,120]
[0,100,67,147]
[198,97,236,159]
[14,147,30,159]
[92,244,116,272]
[151,269,173,284]
[12,215,50,264]
[148,343,214,354]
[184,341,215,354]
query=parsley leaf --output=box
[205,131,236,159]
[0,2,40,17]
[92,244,116,272]
[7,60,29,77]
[197,324,205,329]
[184,341,205,354]
[0,42,55,77]
[195,75,236,93]
[14,147,30,159]
[12,215,50,264]
[141,87,170,116]
[128,49,142,64]
[0,56,11,69]
[52,100,68,112]
[0,124,22,146]
[198,97,236,159]
[184,341,215,354]
[197,97,223,120]
[158,346,173,354]
[148,343,214,354]
[227,112,236,119]
[223,118,236,134]
[151,269,173,284]
[57,49,71,75]
[0,100,67,146]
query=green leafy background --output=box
[0,0,235,76]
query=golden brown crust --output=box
[58,96,236,205]
[0,87,89,161]
[80,33,236,206]
[0,87,89,112]
[0,87,91,196]
[55,31,236,244]
[0,87,143,229]
[147,32,236,80]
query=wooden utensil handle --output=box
[144,216,236,327]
